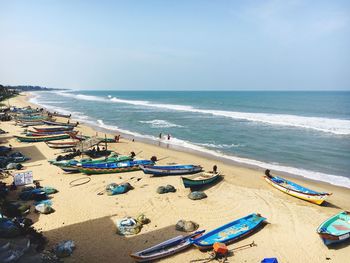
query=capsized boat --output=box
[317,211,350,245]
[34,126,74,133]
[79,160,154,175]
[15,134,71,142]
[264,172,331,205]
[130,230,205,262]
[181,172,222,188]
[193,213,266,250]
[140,164,202,176]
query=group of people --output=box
[159,133,171,140]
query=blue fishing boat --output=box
[79,160,154,174]
[140,164,202,176]
[317,211,350,245]
[192,213,266,250]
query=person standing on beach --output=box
[159,133,162,139]
[167,134,171,140]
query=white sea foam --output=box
[50,92,350,135]
[139,119,183,128]
[109,96,350,135]
[92,119,350,188]
[27,92,350,189]
[196,143,242,149]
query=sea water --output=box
[29,90,350,188]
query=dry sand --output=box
[1,93,349,262]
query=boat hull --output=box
[140,165,202,176]
[130,230,205,262]
[317,211,350,245]
[16,134,70,142]
[193,213,266,250]
[264,176,330,205]
[181,172,221,188]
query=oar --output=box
[156,156,169,162]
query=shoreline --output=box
[2,93,349,262]
[26,91,350,190]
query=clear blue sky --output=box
[0,0,349,90]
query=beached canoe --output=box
[15,134,71,142]
[181,172,221,188]
[130,230,205,262]
[49,112,71,118]
[26,130,78,137]
[140,164,202,176]
[43,120,78,127]
[79,160,154,175]
[52,155,135,173]
[264,174,331,205]
[17,121,44,127]
[193,213,266,250]
[46,141,78,149]
[34,126,74,132]
[317,211,350,245]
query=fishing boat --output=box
[49,112,71,118]
[79,160,154,175]
[26,130,78,137]
[264,172,331,205]
[317,211,350,245]
[43,120,78,127]
[140,164,202,176]
[130,230,205,262]
[15,134,71,142]
[181,172,222,188]
[193,213,266,250]
[34,126,74,133]
[46,141,78,149]
[17,121,44,127]
[55,155,135,173]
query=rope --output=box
[69,177,91,187]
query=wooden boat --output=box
[34,126,74,133]
[317,211,350,245]
[181,172,221,188]
[193,213,266,250]
[15,134,71,142]
[79,160,154,175]
[46,141,78,149]
[26,130,78,137]
[140,165,202,176]
[49,112,71,118]
[17,121,44,127]
[54,155,134,173]
[264,173,331,205]
[130,230,205,262]
[43,120,78,127]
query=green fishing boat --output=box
[16,134,70,142]
[317,211,350,245]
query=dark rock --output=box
[188,191,207,200]
[175,220,199,232]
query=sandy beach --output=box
[1,93,349,263]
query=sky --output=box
[0,0,349,90]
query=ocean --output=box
[29,90,350,188]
